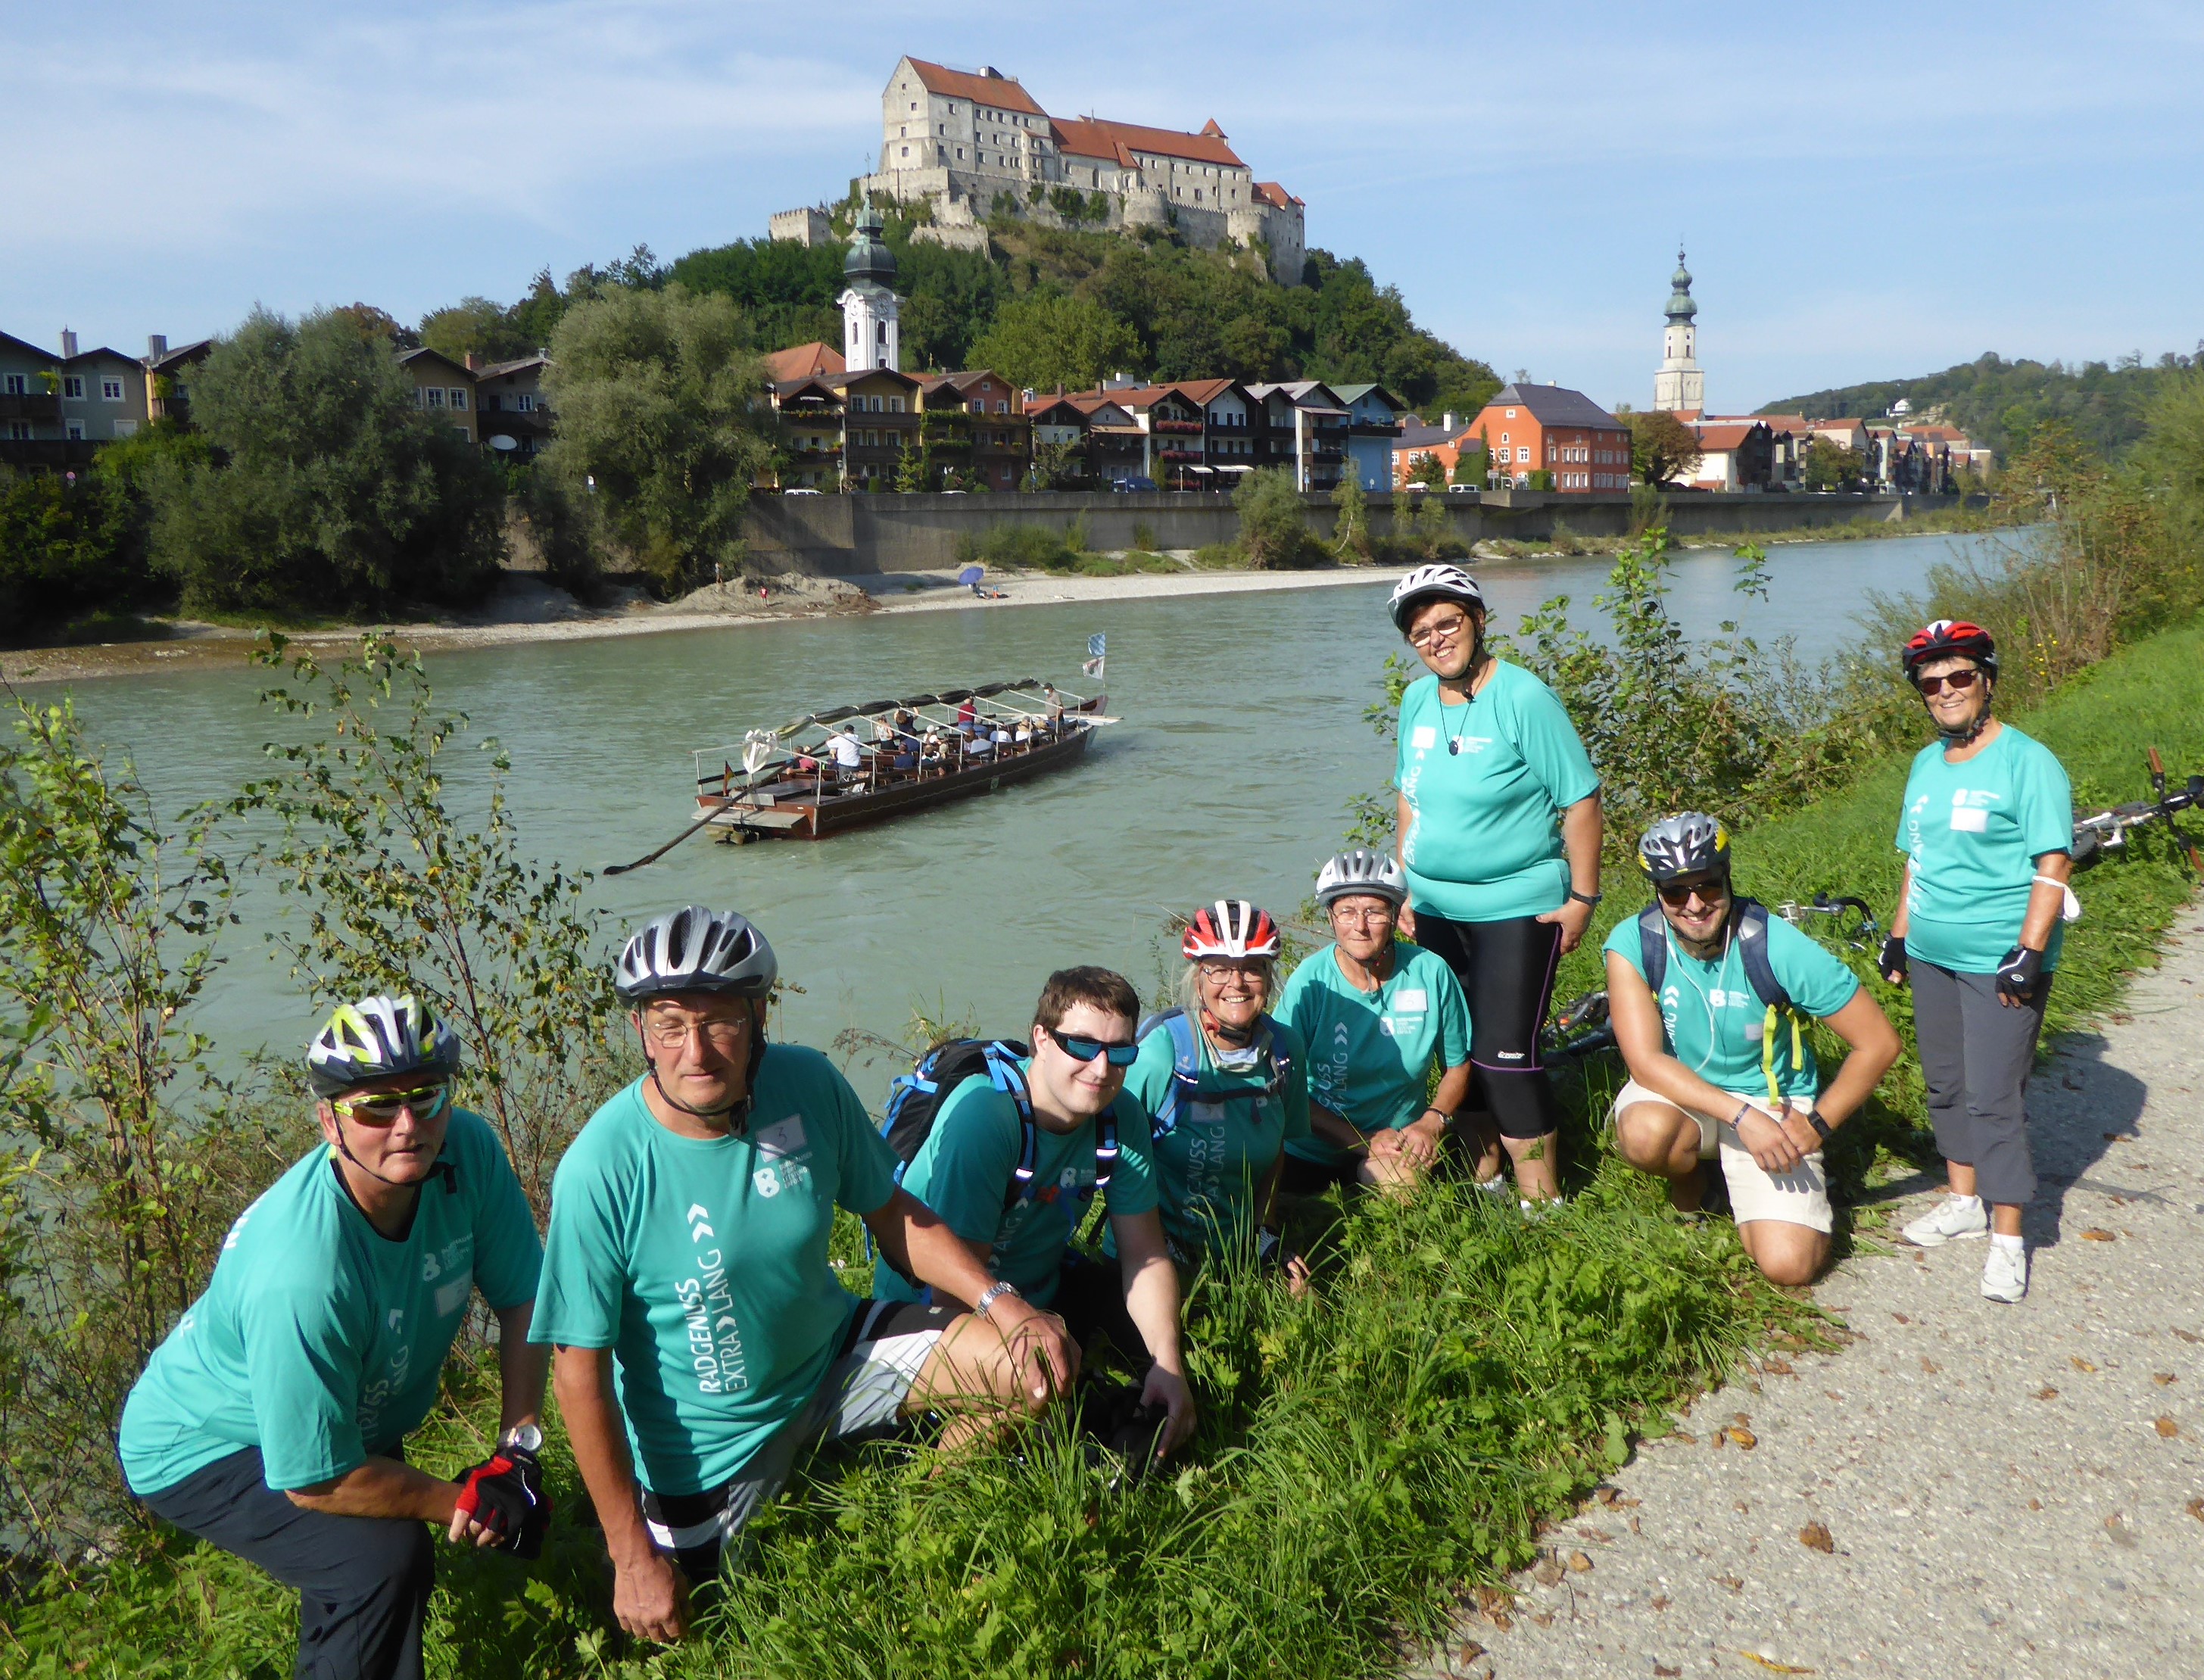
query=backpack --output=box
[1136,1009,1292,1139]
[879,1038,1118,1211]
[1635,898,1804,1104]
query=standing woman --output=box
[1881,620,2075,1304]
[1387,565,1603,1203]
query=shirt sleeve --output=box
[822,1061,898,1217]
[1430,958,1473,1067]
[2017,739,2075,857]
[904,1083,1021,1248]
[1768,918,1862,1020]
[1507,672,1601,809]
[1100,1093,1158,1218]
[242,1283,368,1490]
[1601,915,1651,984]
[528,1142,627,1351]
[457,1112,544,1312]
[1394,683,1419,786]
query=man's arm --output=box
[285,1458,463,1523]
[553,1345,689,1646]
[494,1301,549,1438]
[1605,949,1802,1170]
[1306,1099,1369,1156]
[1772,989,1901,1155]
[1106,1208,1196,1458]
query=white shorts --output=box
[1610,1077,1832,1234]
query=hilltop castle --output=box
[772,57,1307,286]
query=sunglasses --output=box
[1913,668,1984,696]
[332,1083,450,1126]
[1656,878,1729,908]
[1047,1030,1139,1068]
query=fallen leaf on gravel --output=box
[1729,1426,1759,1449]
[1655,1666,1681,1678]
[1669,1429,1699,1445]
[1763,1356,1794,1375]
[2174,1329,2202,1345]
[1714,1573,1745,1591]
[2081,1229,2117,1242]
[1530,1610,1554,1627]
[1651,1595,1671,1610]
[1532,1557,1564,1586]
[2072,1357,2099,1372]
[1712,1429,1727,1449]
[1489,1611,1512,1631]
[1474,1585,1510,1615]
[1594,1485,1619,1504]
[1631,1515,1643,1533]
[1568,1551,1593,1572]
[2186,1498,2204,1523]
[1892,1312,1910,1323]
[2156,1416,2180,1438]
[1920,1357,1941,1374]
[1798,1521,1835,1554]
[1616,1496,1641,1507]
[2105,1514,2138,1548]
[2037,1387,2059,1399]
[2154,1373,2177,1385]
[2028,1499,2043,1510]
[1731,1654,1816,1675]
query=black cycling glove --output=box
[1995,946,2043,1005]
[1878,935,1909,984]
[454,1445,551,1558]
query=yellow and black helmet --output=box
[305,994,462,1098]
[1636,812,1731,884]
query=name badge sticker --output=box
[1411,725,1438,751]
[1392,987,1429,1011]
[1949,807,1988,833]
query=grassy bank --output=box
[8,619,2201,1680]
[1477,503,1996,562]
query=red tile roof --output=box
[904,58,1046,117]
[1688,421,1768,450]
[1253,182,1303,210]
[1051,115,1244,169]
[764,341,845,382]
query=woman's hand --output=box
[1537,895,1595,955]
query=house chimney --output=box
[60,328,79,359]
[147,333,168,359]
[464,351,484,372]
[1442,411,1458,432]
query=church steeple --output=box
[1664,248,1697,325]
[839,204,901,371]
[1653,245,1704,415]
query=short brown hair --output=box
[1032,966,1140,1036]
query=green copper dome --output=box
[1664,248,1696,323]
[845,206,896,286]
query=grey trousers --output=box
[1909,958,2053,1208]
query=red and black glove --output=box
[453,1446,551,1558]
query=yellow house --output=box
[397,348,477,444]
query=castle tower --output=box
[1653,248,1704,416]
[840,206,900,372]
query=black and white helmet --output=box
[616,905,778,1004]
[306,993,463,1098]
[1388,563,1485,631]
[1315,847,1408,909]
[1636,813,1732,885]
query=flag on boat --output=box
[1083,632,1105,678]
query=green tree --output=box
[418,295,537,366]
[543,285,774,594]
[1408,454,1448,489]
[145,307,507,612]
[1800,438,1865,491]
[1234,466,1323,567]
[1625,410,1702,487]
[893,443,931,492]
[971,292,1141,392]
[1332,470,1372,562]
[1453,442,1490,488]
[1025,437,1081,490]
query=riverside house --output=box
[915,369,1030,489]
[398,348,477,444]
[1333,382,1407,491]
[821,366,921,487]
[474,354,553,461]
[1468,382,1631,492]
[1245,380,1349,493]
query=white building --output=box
[1653,248,1704,416]
[839,207,900,372]
[790,56,1307,285]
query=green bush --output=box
[0,468,149,637]
[1233,467,1327,568]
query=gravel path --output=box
[1426,908,2204,1680]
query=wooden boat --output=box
[691,677,1110,842]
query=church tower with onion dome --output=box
[1653,248,1704,416]
[839,206,901,371]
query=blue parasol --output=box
[957,565,985,586]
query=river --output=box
[39,530,2006,1100]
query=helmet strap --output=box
[1199,1005,1259,1049]
[1925,678,1994,746]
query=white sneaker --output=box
[1981,1242,2028,1303]
[1901,1195,1988,1248]
[1474,1176,1509,1196]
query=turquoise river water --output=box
[36,531,2003,1102]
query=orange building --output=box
[1468,382,1631,492]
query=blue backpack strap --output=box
[984,1043,1042,1205]
[1637,904,1669,996]
[1731,899,1806,1104]
[1093,1106,1118,1193]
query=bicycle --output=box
[2071,748,2203,874]
[1540,989,1614,1062]
[1771,892,1881,952]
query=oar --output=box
[603,807,726,876]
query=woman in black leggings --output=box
[1386,565,1604,1203]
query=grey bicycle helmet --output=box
[1387,563,1485,632]
[1636,813,1732,885]
[1315,847,1409,909]
[616,905,778,1004]
[306,994,463,1099]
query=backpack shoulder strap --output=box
[1138,1009,1200,1139]
[1636,903,1669,997]
[1729,900,1792,1010]
[982,1043,1043,1208]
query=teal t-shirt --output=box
[1897,725,2074,974]
[118,1108,542,1496]
[1110,1015,1311,1262]
[1397,662,1601,921]
[529,1050,898,1497]
[872,1058,1158,1308]
[1603,911,1861,1099]
[1276,942,1472,1165]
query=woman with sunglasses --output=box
[1115,902,1311,1278]
[1883,620,2075,1304]
[1386,564,1604,1205]
[118,995,550,1680]
[1607,817,1901,1285]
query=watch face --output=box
[504,1423,544,1454]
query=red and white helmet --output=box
[1902,619,1997,680]
[1183,899,1282,962]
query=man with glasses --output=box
[1276,849,1474,1196]
[1607,816,1900,1285]
[533,908,1083,1647]
[871,965,1196,1459]
[119,995,549,1680]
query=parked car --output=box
[785,487,821,496]
[1111,475,1158,494]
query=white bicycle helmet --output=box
[306,994,463,1099]
[616,905,778,1003]
[1182,899,1283,962]
[1636,812,1732,884]
[1388,563,1485,631]
[1315,847,1408,909]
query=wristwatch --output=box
[500,1423,544,1456]
[973,1280,1022,1320]
[1805,1109,1833,1142]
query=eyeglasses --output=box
[1196,960,1265,983]
[1656,878,1729,909]
[332,1083,450,1126]
[641,1014,749,1051]
[1046,1030,1139,1068]
[1329,903,1398,925]
[1407,616,1473,650]
[1913,668,1984,697]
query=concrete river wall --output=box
[742,488,1967,575]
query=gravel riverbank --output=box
[1424,906,2204,1680]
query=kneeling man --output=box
[1607,815,1900,1285]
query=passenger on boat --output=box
[535,909,1081,1641]
[871,966,1196,1463]
[956,697,978,737]
[1118,902,1311,1289]
[1014,721,1033,750]
[968,728,996,760]
[829,729,864,780]
[1044,684,1064,725]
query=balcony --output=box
[1152,418,1202,434]
[1158,446,1203,463]
[1350,420,1403,437]
[0,392,62,424]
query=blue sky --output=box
[7,2,2199,411]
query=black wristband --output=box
[1807,1108,1832,1142]
[1568,889,1602,908]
